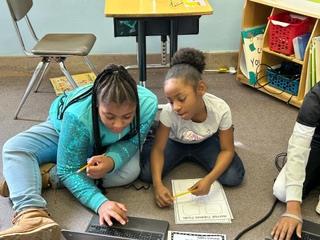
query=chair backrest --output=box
[6,0,37,55]
[6,0,33,21]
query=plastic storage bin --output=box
[268,12,310,55]
[266,68,299,95]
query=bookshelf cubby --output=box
[237,0,320,108]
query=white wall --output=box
[0,0,244,56]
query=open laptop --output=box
[265,219,320,240]
[62,214,169,240]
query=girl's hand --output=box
[98,201,128,226]
[154,183,174,208]
[86,155,114,179]
[271,213,302,240]
[189,178,212,196]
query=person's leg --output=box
[102,151,140,188]
[139,135,155,183]
[0,120,60,239]
[139,137,189,183]
[2,120,59,212]
[191,134,245,186]
[218,152,245,186]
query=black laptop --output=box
[62,215,169,240]
[265,219,320,240]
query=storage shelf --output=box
[236,0,319,108]
[249,0,320,19]
[237,72,302,107]
[262,47,304,65]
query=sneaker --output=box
[316,198,320,215]
[0,208,60,240]
[0,163,56,198]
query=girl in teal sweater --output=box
[0,64,158,239]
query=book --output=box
[305,51,311,96]
[293,37,301,60]
[241,25,266,85]
[305,37,320,95]
[292,33,311,60]
[50,72,96,96]
[315,37,320,86]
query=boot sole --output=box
[0,224,61,240]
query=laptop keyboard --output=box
[87,224,163,240]
[301,232,313,240]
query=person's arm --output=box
[272,122,315,240]
[56,113,108,213]
[190,127,235,195]
[151,122,170,187]
[272,86,320,240]
[286,122,315,202]
[150,122,172,207]
[105,94,158,172]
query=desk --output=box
[105,0,213,85]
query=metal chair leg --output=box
[34,60,51,92]
[14,60,45,119]
[58,60,78,89]
[84,56,98,75]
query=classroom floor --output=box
[0,56,319,240]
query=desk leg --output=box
[170,19,178,61]
[138,20,146,86]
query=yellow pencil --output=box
[77,164,88,173]
[173,190,192,199]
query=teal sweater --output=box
[48,84,158,213]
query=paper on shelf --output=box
[241,25,266,85]
[239,47,249,79]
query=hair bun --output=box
[171,48,205,74]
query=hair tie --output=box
[281,213,303,223]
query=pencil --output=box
[173,190,192,199]
[77,164,88,173]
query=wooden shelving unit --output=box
[237,0,320,108]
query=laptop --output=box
[62,230,128,240]
[265,219,320,240]
[62,215,169,240]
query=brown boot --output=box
[0,181,9,197]
[0,208,60,240]
[40,163,56,189]
[0,163,56,198]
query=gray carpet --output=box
[0,58,319,240]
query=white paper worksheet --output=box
[168,231,226,240]
[172,179,233,224]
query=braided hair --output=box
[57,64,140,155]
[165,48,206,89]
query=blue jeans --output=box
[2,120,140,212]
[139,133,245,186]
